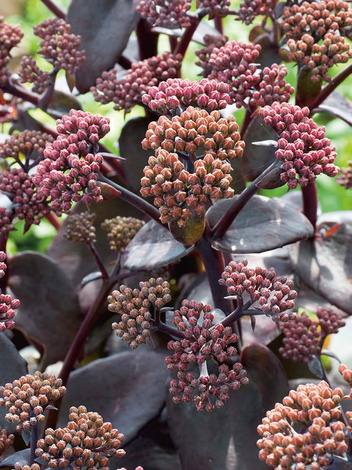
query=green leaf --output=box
[8,252,82,368]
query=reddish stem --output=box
[3,82,40,106]
[45,212,61,230]
[214,16,223,34]
[40,0,66,18]
[87,243,109,280]
[169,36,178,53]
[136,19,159,60]
[174,11,207,57]
[302,183,318,230]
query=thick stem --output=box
[29,419,39,465]
[44,263,120,431]
[136,19,158,60]
[0,235,8,292]
[169,36,178,53]
[309,63,352,112]
[196,237,230,315]
[211,160,278,240]
[40,0,66,18]
[45,212,61,231]
[98,174,163,226]
[240,107,255,137]
[87,243,109,280]
[218,297,244,328]
[38,71,58,110]
[302,182,318,231]
[174,11,206,57]
[3,83,40,106]
[214,16,223,34]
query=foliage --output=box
[0,1,352,470]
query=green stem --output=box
[98,174,163,226]
[211,160,278,240]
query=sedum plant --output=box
[0,0,352,469]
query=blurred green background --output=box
[1,0,351,255]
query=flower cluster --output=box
[0,130,54,169]
[198,40,294,108]
[0,16,23,86]
[279,307,345,363]
[0,251,6,279]
[219,259,297,321]
[339,364,352,388]
[0,168,52,234]
[257,380,351,469]
[141,149,234,226]
[142,106,244,159]
[0,291,19,332]
[237,0,278,25]
[196,0,230,19]
[260,102,339,188]
[137,0,191,28]
[282,0,352,81]
[337,161,352,189]
[65,211,96,244]
[33,110,110,213]
[18,56,51,94]
[108,278,171,349]
[0,428,14,456]
[195,34,229,77]
[166,299,248,411]
[91,52,182,113]
[142,78,233,114]
[35,406,126,469]
[0,372,66,431]
[101,216,145,252]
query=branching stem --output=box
[40,0,66,18]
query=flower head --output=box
[0,17,23,86]
[282,0,352,81]
[141,149,234,226]
[0,372,66,431]
[108,278,171,349]
[65,211,96,244]
[0,428,14,456]
[279,307,345,363]
[35,406,126,468]
[101,216,145,252]
[337,161,352,189]
[91,52,182,113]
[33,110,110,213]
[260,102,339,188]
[257,381,351,469]
[237,0,278,25]
[166,299,248,411]
[142,78,233,114]
[195,34,229,77]
[219,259,297,321]
[137,0,191,28]
[196,0,230,19]
[0,168,52,234]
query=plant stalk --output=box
[211,160,278,240]
[40,0,66,18]
[87,243,109,280]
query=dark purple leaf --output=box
[47,90,82,119]
[81,271,103,288]
[289,214,352,314]
[67,0,140,93]
[294,283,347,319]
[0,334,28,430]
[0,449,30,468]
[321,350,341,363]
[255,33,282,68]
[296,66,322,107]
[241,116,278,182]
[121,219,194,271]
[256,164,285,190]
[307,355,324,379]
[59,351,168,445]
[119,116,151,192]
[8,252,82,368]
[167,344,288,470]
[248,25,266,43]
[47,198,143,288]
[326,458,352,470]
[275,1,287,18]
[207,195,314,253]
[312,91,352,126]
[109,418,181,470]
